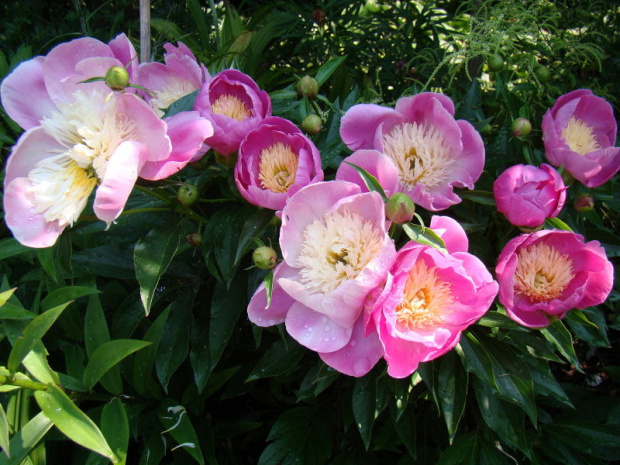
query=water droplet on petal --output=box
[349,339,357,347]
[268,319,275,325]
[324,325,331,332]
[321,316,328,323]
[323,337,330,343]
[353,358,371,377]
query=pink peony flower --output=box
[368,216,498,378]
[194,69,271,155]
[340,93,485,211]
[234,117,323,210]
[247,181,397,375]
[496,230,614,328]
[493,163,567,228]
[542,89,620,188]
[3,91,171,248]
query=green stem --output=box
[0,376,49,391]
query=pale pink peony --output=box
[542,89,620,188]
[369,216,498,378]
[493,163,567,228]
[194,69,271,156]
[335,149,399,198]
[247,181,396,375]
[340,93,485,211]
[496,230,614,328]
[234,117,323,210]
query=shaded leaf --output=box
[133,305,171,396]
[438,351,469,442]
[541,320,582,371]
[101,399,129,465]
[158,402,205,465]
[247,338,305,381]
[0,412,53,465]
[40,286,99,311]
[83,339,151,391]
[233,208,275,265]
[352,373,376,450]
[315,56,347,85]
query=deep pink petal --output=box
[430,216,468,253]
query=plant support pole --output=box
[140,0,151,62]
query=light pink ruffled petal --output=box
[340,104,402,150]
[285,302,352,353]
[336,149,399,197]
[247,262,298,326]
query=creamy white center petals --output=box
[211,94,251,121]
[562,117,601,155]
[514,243,574,302]
[258,142,298,193]
[27,154,98,226]
[296,210,384,294]
[29,90,138,226]
[382,122,454,189]
[396,260,453,330]
[150,80,197,117]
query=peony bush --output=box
[0,2,619,464]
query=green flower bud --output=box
[253,246,278,270]
[487,54,504,72]
[186,232,202,248]
[105,66,129,90]
[511,118,532,138]
[365,0,381,13]
[385,193,415,224]
[574,194,594,212]
[534,65,551,83]
[177,185,199,206]
[301,114,322,134]
[296,75,319,99]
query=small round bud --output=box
[177,185,199,206]
[301,114,322,134]
[534,65,551,83]
[385,193,415,224]
[561,170,575,187]
[105,66,129,90]
[487,54,504,72]
[574,194,594,212]
[296,75,319,99]
[186,232,202,248]
[511,118,532,138]
[253,246,278,270]
[365,0,381,13]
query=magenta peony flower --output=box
[368,216,498,378]
[542,89,620,188]
[496,230,614,328]
[340,93,485,211]
[194,69,271,155]
[493,163,567,228]
[247,181,397,375]
[234,117,323,210]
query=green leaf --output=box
[436,431,478,465]
[8,302,71,373]
[0,288,16,307]
[34,385,116,462]
[315,56,347,85]
[40,286,99,311]
[158,403,205,465]
[163,90,199,118]
[0,404,10,459]
[352,374,376,450]
[233,209,275,265]
[543,421,620,460]
[73,245,136,279]
[0,238,32,260]
[84,293,122,395]
[541,320,582,371]
[133,305,171,396]
[134,220,182,315]
[565,308,609,348]
[82,339,151,391]
[544,216,573,231]
[402,224,447,250]
[344,162,388,201]
[246,338,305,381]
[264,269,274,308]
[101,399,129,465]
[456,333,497,390]
[0,412,53,465]
[458,190,497,207]
[0,302,35,320]
[438,351,469,442]
[156,292,194,393]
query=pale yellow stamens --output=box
[382,122,454,190]
[296,211,384,294]
[396,260,453,330]
[562,117,601,155]
[258,142,299,193]
[149,80,197,117]
[514,243,574,302]
[211,94,251,121]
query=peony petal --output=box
[336,149,399,197]
[285,302,352,353]
[340,104,402,150]
[247,262,297,326]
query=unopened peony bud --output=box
[177,185,198,206]
[301,114,322,134]
[385,193,415,224]
[574,194,594,212]
[253,246,278,269]
[511,118,532,138]
[487,54,504,72]
[186,232,202,248]
[105,66,129,90]
[296,75,319,99]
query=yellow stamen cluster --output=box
[562,117,601,155]
[258,142,298,193]
[211,94,251,121]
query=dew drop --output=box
[323,337,330,343]
[268,319,275,325]
[323,325,331,332]
[349,339,357,347]
[321,316,328,323]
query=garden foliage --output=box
[0,1,620,464]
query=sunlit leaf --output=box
[0,412,53,465]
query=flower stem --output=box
[0,375,49,391]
